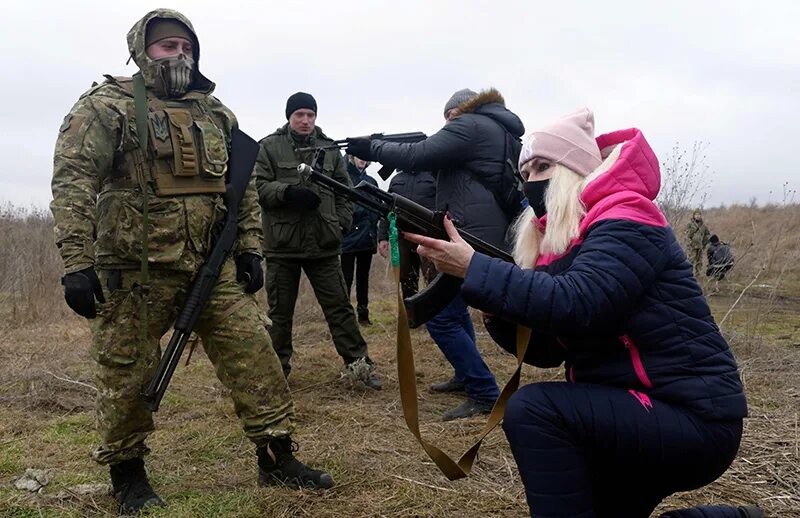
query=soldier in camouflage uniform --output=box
[51,10,333,514]
[254,93,381,389]
[685,208,711,277]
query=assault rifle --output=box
[296,132,427,180]
[142,128,261,411]
[297,162,514,327]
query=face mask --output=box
[151,55,194,97]
[524,179,550,219]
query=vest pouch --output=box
[164,108,199,177]
[149,108,226,197]
[195,120,228,177]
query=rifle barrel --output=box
[142,330,190,410]
[295,144,346,153]
[297,164,389,214]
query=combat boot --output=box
[257,436,334,489]
[109,457,164,515]
[342,357,383,390]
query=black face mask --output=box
[524,179,550,219]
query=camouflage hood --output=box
[126,9,215,95]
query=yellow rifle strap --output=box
[393,266,532,481]
[132,73,150,343]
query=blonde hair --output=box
[512,163,596,268]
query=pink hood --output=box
[535,128,668,266]
[580,128,667,232]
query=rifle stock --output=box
[141,128,260,411]
[297,163,513,327]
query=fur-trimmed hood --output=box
[454,88,525,137]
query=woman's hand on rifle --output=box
[403,215,474,278]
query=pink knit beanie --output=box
[518,108,602,176]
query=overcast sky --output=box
[1,0,798,209]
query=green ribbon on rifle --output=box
[388,212,400,268]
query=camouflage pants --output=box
[688,247,704,277]
[265,255,368,376]
[89,259,293,465]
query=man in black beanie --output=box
[253,93,382,390]
[284,92,317,120]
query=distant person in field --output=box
[404,109,761,518]
[707,234,735,280]
[686,208,711,276]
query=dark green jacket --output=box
[254,124,353,258]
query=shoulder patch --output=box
[59,114,72,133]
[59,113,87,135]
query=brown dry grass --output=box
[1,205,798,517]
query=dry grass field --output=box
[1,204,798,517]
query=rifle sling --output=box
[393,266,531,481]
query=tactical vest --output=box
[103,76,228,196]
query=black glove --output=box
[235,253,264,294]
[345,137,374,160]
[61,266,105,319]
[283,185,321,210]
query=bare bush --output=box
[657,141,714,229]
[0,203,67,325]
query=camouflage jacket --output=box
[50,9,262,274]
[254,124,353,258]
[685,218,711,250]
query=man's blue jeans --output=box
[425,293,500,404]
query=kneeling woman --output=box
[405,109,760,518]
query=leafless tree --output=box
[656,141,714,229]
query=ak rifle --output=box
[297,162,513,327]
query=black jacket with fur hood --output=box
[367,89,524,249]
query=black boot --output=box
[442,398,494,421]
[430,376,466,394]
[257,437,334,489]
[109,457,164,515]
